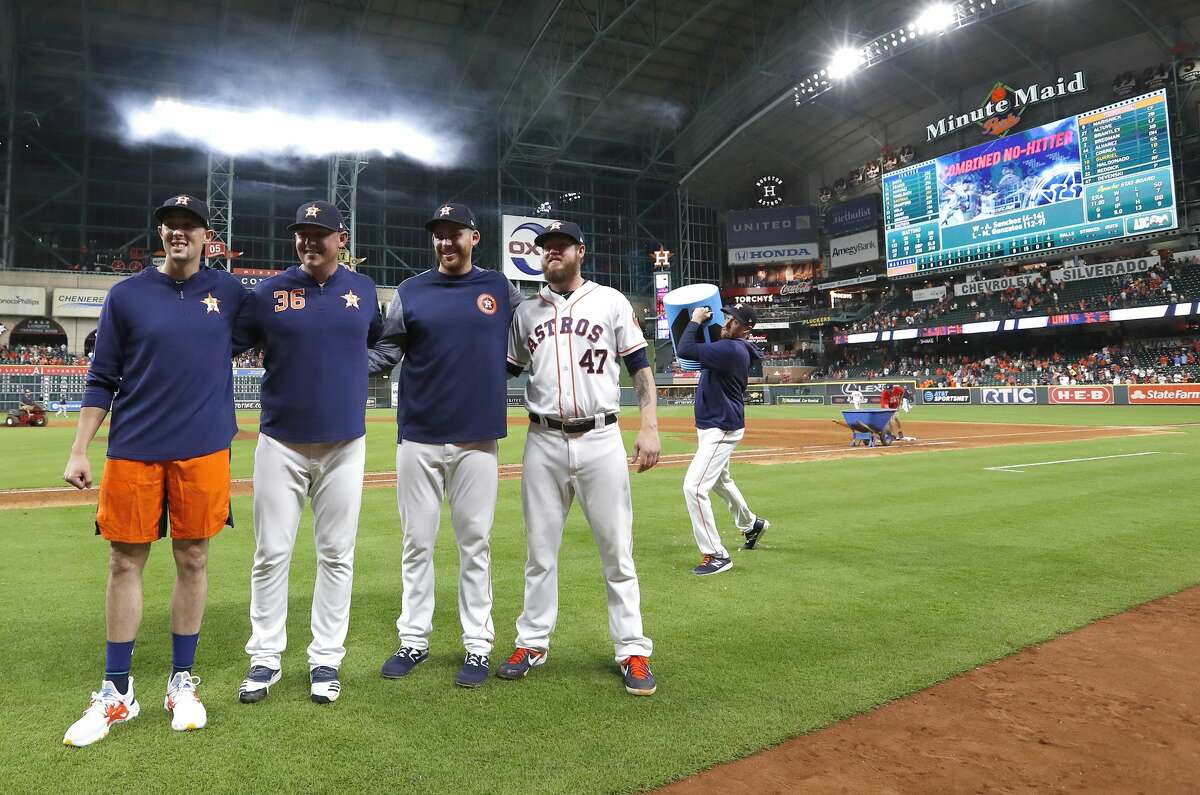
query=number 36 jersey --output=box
[508,280,646,419]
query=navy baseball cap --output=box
[534,219,584,247]
[722,304,757,328]
[425,202,477,232]
[154,194,210,227]
[288,200,345,233]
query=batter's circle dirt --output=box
[657,586,1200,793]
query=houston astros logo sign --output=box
[476,293,498,315]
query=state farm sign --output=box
[1048,386,1113,405]
[1128,385,1200,405]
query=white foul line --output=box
[985,451,1161,473]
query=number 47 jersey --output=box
[508,280,647,419]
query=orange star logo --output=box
[201,293,220,314]
[174,195,190,206]
[341,290,360,309]
[548,221,562,230]
[304,204,322,218]
[439,205,452,216]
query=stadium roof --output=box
[8,0,1200,194]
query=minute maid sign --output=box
[926,71,1087,143]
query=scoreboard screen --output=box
[883,89,1176,277]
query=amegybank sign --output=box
[829,230,880,269]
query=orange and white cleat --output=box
[63,678,141,747]
[164,672,207,731]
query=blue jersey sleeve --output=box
[82,288,126,410]
[368,289,406,375]
[677,322,745,371]
[231,288,260,356]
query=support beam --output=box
[206,153,234,271]
[1119,0,1178,56]
[328,154,368,258]
[0,0,16,269]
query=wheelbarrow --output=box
[839,408,897,447]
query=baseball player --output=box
[235,201,382,705]
[848,387,865,410]
[497,219,661,696]
[370,203,521,688]
[676,304,770,575]
[62,194,247,747]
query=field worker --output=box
[370,203,522,689]
[236,201,382,706]
[497,219,662,696]
[676,304,770,575]
[62,194,248,747]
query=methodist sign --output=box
[727,206,819,265]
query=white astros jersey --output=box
[508,280,647,418]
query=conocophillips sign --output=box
[0,286,47,316]
[501,215,550,282]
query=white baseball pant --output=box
[902,397,911,413]
[683,427,756,559]
[246,433,366,671]
[515,422,652,662]
[394,440,497,655]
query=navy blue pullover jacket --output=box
[676,321,763,431]
[368,266,522,444]
[236,265,382,443]
[83,266,249,461]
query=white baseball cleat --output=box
[63,678,140,748]
[165,672,207,731]
[310,666,342,704]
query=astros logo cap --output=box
[533,219,584,248]
[425,203,477,232]
[287,200,346,233]
[154,194,210,227]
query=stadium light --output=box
[124,98,457,164]
[913,3,958,33]
[827,47,866,80]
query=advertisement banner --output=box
[722,288,775,305]
[954,273,1041,297]
[501,215,550,282]
[52,288,108,318]
[728,242,820,265]
[726,206,818,247]
[912,286,947,302]
[654,271,670,340]
[1050,256,1155,284]
[1048,385,1114,404]
[922,387,971,404]
[817,273,879,290]
[777,395,824,405]
[0,286,47,316]
[825,195,880,236]
[233,267,283,289]
[829,230,880,269]
[981,386,1037,404]
[1127,385,1200,405]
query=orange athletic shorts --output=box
[96,449,232,544]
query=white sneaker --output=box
[165,672,207,731]
[63,678,140,747]
[310,666,342,704]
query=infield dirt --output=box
[660,586,1200,793]
[0,418,1172,509]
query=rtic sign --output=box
[1048,386,1113,404]
[1128,386,1200,405]
[926,71,1087,142]
[981,387,1036,404]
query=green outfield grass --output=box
[3,405,1199,792]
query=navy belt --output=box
[529,412,618,434]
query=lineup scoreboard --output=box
[883,90,1176,277]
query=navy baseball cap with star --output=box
[288,200,346,233]
[425,202,477,232]
[533,219,584,248]
[154,194,210,227]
